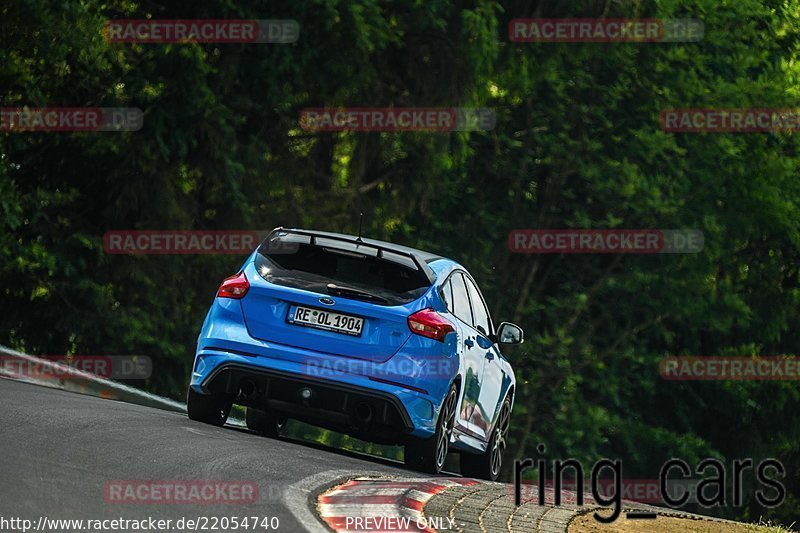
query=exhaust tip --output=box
[238,379,257,399]
[355,401,374,423]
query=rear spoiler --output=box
[264,227,437,284]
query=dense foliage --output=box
[2,0,798,525]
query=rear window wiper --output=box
[326,283,389,304]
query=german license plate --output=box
[289,306,364,336]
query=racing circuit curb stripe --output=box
[318,477,480,532]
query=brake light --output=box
[217,271,249,299]
[408,309,455,342]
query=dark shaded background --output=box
[2,0,799,525]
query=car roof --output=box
[281,228,446,264]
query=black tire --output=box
[460,395,511,481]
[245,407,287,438]
[404,384,458,474]
[186,387,232,426]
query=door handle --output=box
[485,351,495,360]
[464,338,474,348]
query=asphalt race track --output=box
[0,378,746,533]
[0,378,410,531]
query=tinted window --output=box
[449,273,473,325]
[465,277,491,336]
[255,238,430,306]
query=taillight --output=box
[408,308,455,342]
[217,271,249,299]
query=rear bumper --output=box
[202,361,413,438]
[191,344,446,439]
[191,295,460,440]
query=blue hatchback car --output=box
[188,228,523,479]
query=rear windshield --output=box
[255,235,432,306]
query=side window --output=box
[441,278,454,311]
[449,273,473,325]
[465,277,491,336]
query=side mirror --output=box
[496,322,524,345]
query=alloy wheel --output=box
[436,389,457,469]
[490,401,511,477]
